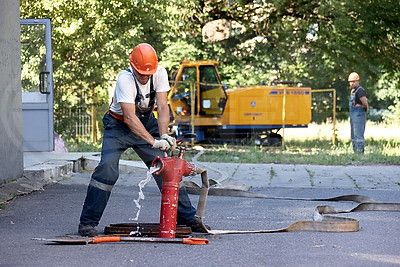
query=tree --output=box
[163,0,400,121]
[20,0,171,139]
[21,0,400,141]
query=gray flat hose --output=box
[184,168,400,235]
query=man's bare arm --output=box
[360,96,368,112]
[156,92,170,136]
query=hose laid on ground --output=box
[186,150,400,234]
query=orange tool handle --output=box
[182,238,209,245]
[91,236,121,244]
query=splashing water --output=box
[129,225,141,236]
[129,166,159,221]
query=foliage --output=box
[20,0,170,137]
[162,0,400,121]
[64,138,102,152]
[20,24,47,92]
[20,0,400,140]
[376,72,400,124]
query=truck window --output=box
[199,65,227,116]
[178,67,196,95]
[171,67,197,116]
[199,66,218,92]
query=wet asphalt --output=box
[1,160,400,266]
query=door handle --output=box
[39,71,50,94]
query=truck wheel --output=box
[262,133,282,146]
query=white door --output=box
[20,19,54,151]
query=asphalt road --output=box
[1,167,400,266]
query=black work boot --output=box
[78,223,98,237]
[187,217,211,233]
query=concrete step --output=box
[0,160,77,205]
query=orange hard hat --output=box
[129,43,158,75]
[348,72,360,82]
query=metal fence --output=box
[55,84,337,144]
[55,106,94,141]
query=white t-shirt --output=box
[109,65,170,115]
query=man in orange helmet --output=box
[348,72,368,153]
[78,43,206,236]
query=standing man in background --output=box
[78,43,206,236]
[348,72,368,153]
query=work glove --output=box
[152,139,171,151]
[161,134,177,151]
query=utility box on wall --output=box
[0,0,24,183]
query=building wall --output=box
[0,0,23,183]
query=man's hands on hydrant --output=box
[161,134,177,151]
[152,135,177,152]
[152,139,171,151]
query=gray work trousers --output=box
[350,106,367,153]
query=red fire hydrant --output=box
[151,151,196,238]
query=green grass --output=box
[116,138,400,165]
[65,121,400,165]
[65,139,102,152]
[66,138,400,165]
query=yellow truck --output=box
[168,60,311,145]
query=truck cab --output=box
[169,60,228,118]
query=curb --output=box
[0,156,147,206]
[0,160,79,205]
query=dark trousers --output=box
[79,113,196,226]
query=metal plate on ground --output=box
[104,222,192,236]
